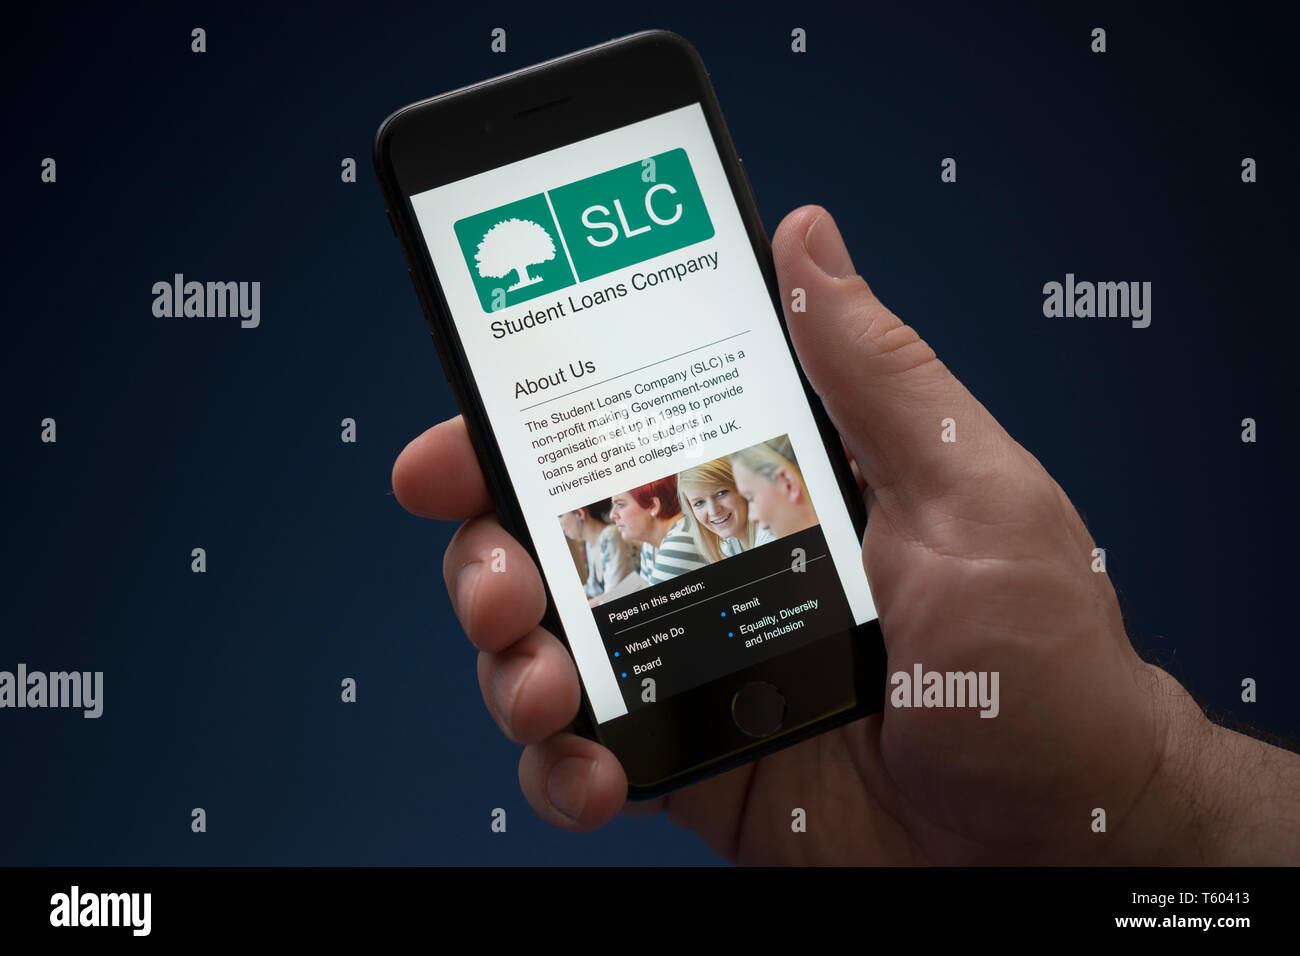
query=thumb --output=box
[773,205,1010,503]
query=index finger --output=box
[392,416,494,520]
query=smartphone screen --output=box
[407,102,878,726]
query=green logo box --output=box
[454,148,714,312]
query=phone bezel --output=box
[373,29,886,798]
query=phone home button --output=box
[731,682,786,738]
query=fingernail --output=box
[805,211,857,279]
[455,561,481,632]
[491,652,536,725]
[547,756,595,821]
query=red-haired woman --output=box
[609,474,707,585]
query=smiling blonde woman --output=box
[677,457,775,564]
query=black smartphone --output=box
[374,29,886,798]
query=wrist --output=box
[1189,721,1300,864]
[1112,664,1300,864]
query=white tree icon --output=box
[474,217,557,291]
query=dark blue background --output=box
[2,1,1295,864]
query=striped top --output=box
[642,516,708,585]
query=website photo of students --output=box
[608,476,708,585]
[676,456,776,564]
[728,435,820,538]
[561,434,825,608]
[558,499,645,606]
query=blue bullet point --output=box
[621,672,627,678]
[721,611,726,617]
[613,651,619,657]
[729,632,733,637]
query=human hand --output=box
[391,205,1300,864]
